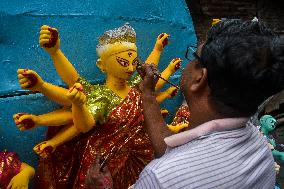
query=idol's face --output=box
[104,50,138,80]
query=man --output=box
[86,19,284,189]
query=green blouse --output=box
[77,74,141,124]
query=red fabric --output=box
[35,88,154,189]
[0,151,22,189]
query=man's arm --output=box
[140,64,172,158]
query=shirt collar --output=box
[164,118,249,148]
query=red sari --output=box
[0,151,22,189]
[35,88,154,189]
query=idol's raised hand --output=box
[146,33,170,65]
[33,140,56,158]
[17,69,44,92]
[66,83,86,106]
[154,33,170,51]
[13,113,38,131]
[39,25,60,54]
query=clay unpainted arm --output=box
[35,108,73,126]
[50,49,79,87]
[18,69,71,106]
[39,25,79,87]
[155,58,182,91]
[14,109,73,132]
[33,124,81,158]
[7,163,35,189]
[20,163,35,179]
[40,82,72,106]
[156,86,177,103]
[145,33,169,66]
[72,104,96,133]
[67,83,96,133]
[48,124,81,147]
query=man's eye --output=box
[116,57,129,67]
[132,57,138,66]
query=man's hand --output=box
[85,154,113,189]
[139,64,160,95]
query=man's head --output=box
[182,19,284,118]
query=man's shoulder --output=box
[141,124,275,189]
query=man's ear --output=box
[96,58,105,73]
[190,68,208,92]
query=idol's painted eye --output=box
[116,57,129,67]
[132,57,138,66]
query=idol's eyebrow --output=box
[116,56,129,63]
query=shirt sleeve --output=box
[133,167,161,189]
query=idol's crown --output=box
[97,23,136,48]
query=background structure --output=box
[186,0,284,41]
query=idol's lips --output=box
[126,71,133,75]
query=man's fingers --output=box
[95,153,100,164]
[89,153,100,172]
[102,164,110,174]
[144,64,155,77]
